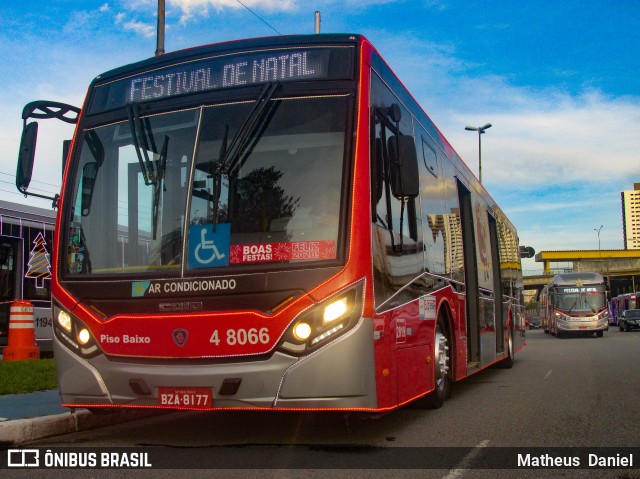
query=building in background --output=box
[622,183,640,250]
[0,199,56,356]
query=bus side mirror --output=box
[388,134,419,198]
[16,121,38,194]
[81,162,99,216]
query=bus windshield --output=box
[555,289,606,314]
[65,94,349,276]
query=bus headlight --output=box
[278,283,363,356]
[555,312,568,321]
[323,297,348,324]
[53,302,102,358]
[77,328,92,345]
[57,310,72,333]
[293,322,312,341]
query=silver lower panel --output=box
[54,317,377,410]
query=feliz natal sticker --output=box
[230,241,335,264]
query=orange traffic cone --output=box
[3,300,40,361]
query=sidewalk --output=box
[0,389,164,446]
[0,390,67,421]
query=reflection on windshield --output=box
[555,292,606,313]
[65,95,348,275]
[189,96,346,268]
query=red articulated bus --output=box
[15,34,525,412]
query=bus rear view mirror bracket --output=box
[16,100,81,208]
[81,162,99,217]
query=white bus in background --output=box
[0,199,55,356]
[540,272,609,338]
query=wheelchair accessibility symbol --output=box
[188,223,230,269]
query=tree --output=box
[234,166,299,233]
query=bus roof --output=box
[0,199,56,225]
[549,272,605,287]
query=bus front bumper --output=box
[556,317,609,332]
[53,317,378,410]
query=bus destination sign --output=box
[128,50,326,103]
[559,287,600,293]
[89,46,352,113]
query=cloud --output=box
[320,0,405,6]
[63,11,98,34]
[424,0,447,10]
[114,10,156,38]
[443,88,640,187]
[122,19,157,37]
[162,0,297,24]
[121,0,298,27]
[371,34,640,190]
[363,31,637,255]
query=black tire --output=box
[596,331,603,337]
[496,319,515,369]
[415,317,451,409]
[620,322,624,332]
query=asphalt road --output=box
[5,328,640,478]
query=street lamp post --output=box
[465,123,492,184]
[155,0,165,56]
[594,225,603,251]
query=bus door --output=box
[0,239,18,349]
[488,214,504,354]
[457,182,479,365]
[457,183,497,366]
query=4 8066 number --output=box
[209,328,269,346]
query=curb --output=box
[0,409,165,446]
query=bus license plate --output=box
[158,387,213,408]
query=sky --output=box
[1,0,639,273]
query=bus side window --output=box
[417,131,447,278]
[421,137,438,178]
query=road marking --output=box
[441,439,490,479]
[543,370,552,380]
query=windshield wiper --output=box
[126,103,169,239]
[151,135,169,239]
[206,125,229,232]
[205,82,279,230]
[126,102,156,186]
[216,81,279,175]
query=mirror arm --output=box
[16,100,79,209]
[18,189,59,209]
[22,101,80,124]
